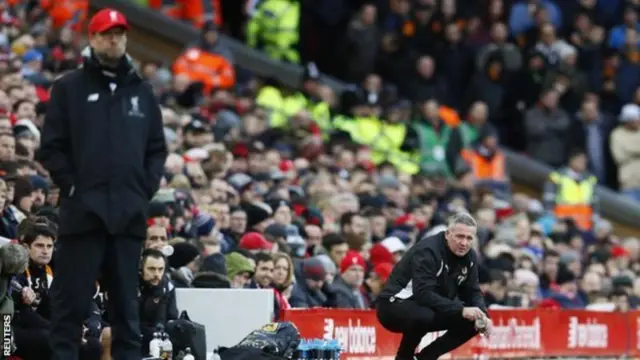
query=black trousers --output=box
[14,327,102,360]
[49,231,143,360]
[376,297,478,360]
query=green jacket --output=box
[412,120,463,177]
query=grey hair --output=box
[447,212,477,229]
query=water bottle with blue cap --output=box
[318,339,326,360]
[296,339,309,360]
[328,339,341,359]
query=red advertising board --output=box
[281,308,638,359]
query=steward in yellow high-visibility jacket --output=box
[255,63,331,134]
[246,0,300,64]
[333,92,419,174]
[543,150,598,231]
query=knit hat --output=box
[201,253,227,276]
[315,254,337,275]
[243,202,273,229]
[169,242,200,269]
[556,267,577,285]
[148,201,170,218]
[193,213,216,237]
[12,176,33,204]
[369,243,393,267]
[303,257,327,281]
[264,223,287,239]
[373,262,393,283]
[225,252,254,279]
[340,250,366,273]
[28,175,49,194]
[238,232,273,251]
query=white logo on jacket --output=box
[128,96,144,117]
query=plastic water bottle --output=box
[326,339,340,360]
[149,332,162,358]
[210,347,222,360]
[183,347,195,360]
[160,332,173,359]
[296,339,310,359]
[313,339,325,360]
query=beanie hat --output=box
[12,176,33,204]
[148,201,170,218]
[225,252,254,279]
[303,257,327,281]
[169,242,200,269]
[373,262,393,283]
[193,213,216,237]
[340,250,366,273]
[200,253,227,276]
[239,232,273,251]
[315,254,337,275]
[243,202,273,229]
[28,175,49,193]
[369,243,393,267]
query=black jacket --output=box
[379,232,486,316]
[139,277,179,337]
[37,47,167,237]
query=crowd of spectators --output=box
[159,0,640,312]
[1,0,640,358]
[134,0,640,313]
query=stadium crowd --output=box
[0,0,640,359]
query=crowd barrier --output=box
[281,308,640,359]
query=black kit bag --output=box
[223,321,301,359]
[167,310,207,360]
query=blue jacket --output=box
[608,24,640,49]
[509,0,562,35]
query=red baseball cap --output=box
[238,232,273,251]
[88,8,129,34]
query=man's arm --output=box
[412,248,464,314]
[145,89,168,199]
[36,80,75,196]
[459,257,487,314]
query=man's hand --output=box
[21,288,37,305]
[478,317,493,337]
[462,307,485,321]
[82,326,88,345]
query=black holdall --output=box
[167,310,207,360]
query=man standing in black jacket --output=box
[377,212,492,360]
[37,8,167,360]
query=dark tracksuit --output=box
[12,263,53,360]
[139,277,178,355]
[11,264,104,360]
[37,47,167,360]
[377,232,486,360]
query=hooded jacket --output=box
[37,47,167,236]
